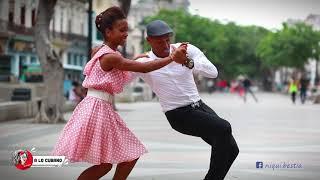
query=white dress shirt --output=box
[134,43,218,112]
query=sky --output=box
[188,0,320,30]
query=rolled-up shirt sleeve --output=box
[187,44,218,78]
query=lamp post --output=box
[315,41,320,85]
[87,0,93,62]
[138,23,145,53]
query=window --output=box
[8,0,15,24]
[19,56,27,65]
[52,14,56,37]
[81,23,84,35]
[21,5,26,26]
[67,52,72,64]
[68,19,72,33]
[73,54,77,65]
[60,9,64,33]
[76,54,80,66]
[0,57,11,76]
[31,8,36,26]
[80,55,85,66]
[30,57,37,64]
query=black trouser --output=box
[291,92,297,103]
[300,89,307,104]
[244,87,258,102]
[165,100,239,180]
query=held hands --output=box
[170,42,188,65]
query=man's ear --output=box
[146,36,151,43]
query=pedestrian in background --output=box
[299,74,309,104]
[288,77,299,104]
[242,77,258,103]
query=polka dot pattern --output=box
[51,46,147,164]
[82,45,132,95]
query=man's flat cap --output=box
[146,20,173,37]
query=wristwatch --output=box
[185,57,194,69]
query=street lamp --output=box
[315,41,320,85]
[87,0,93,62]
[138,23,145,53]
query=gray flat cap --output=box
[146,20,173,37]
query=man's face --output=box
[147,34,172,58]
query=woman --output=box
[52,6,187,180]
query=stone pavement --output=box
[0,92,319,180]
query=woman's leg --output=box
[78,163,113,180]
[113,158,139,180]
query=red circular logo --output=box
[13,150,33,170]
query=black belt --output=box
[170,100,203,112]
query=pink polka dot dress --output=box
[52,45,147,164]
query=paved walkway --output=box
[0,92,319,180]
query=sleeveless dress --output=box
[52,45,147,164]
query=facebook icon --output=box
[256,161,263,168]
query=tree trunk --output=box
[118,0,131,16]
[34,0,64,123]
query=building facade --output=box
[0,0,39,82]
[50,0,89,95]
[0,0,89,97]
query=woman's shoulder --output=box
[93,45,118,58]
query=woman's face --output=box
[106,19,128,46]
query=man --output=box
[242,77,258,103]
[135,20,239,180]
[299,74,309,104]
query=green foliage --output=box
[257,22,320,70]
[142,9,320,79]
[142,9,269,79]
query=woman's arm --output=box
[100,53,172,73]
[100,46,187,73]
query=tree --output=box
[143,9,269,80]
[257,22,319,70]
[256,22,320,91]
[34,0,64,123]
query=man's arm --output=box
[186,44,218,78]
[129,56,151,80]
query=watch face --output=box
[188,58,194,69]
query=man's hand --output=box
[171,44,188,65]
[91,46,103,58]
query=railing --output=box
[0,19,87,41]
